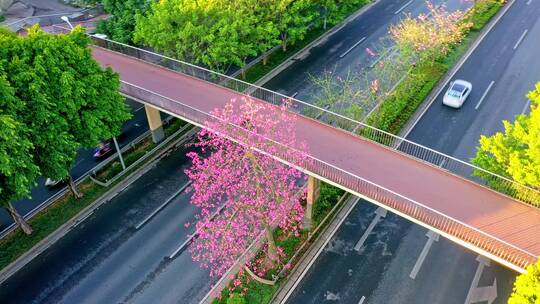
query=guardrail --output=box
[92,36,540,209]
[119,80,538,271]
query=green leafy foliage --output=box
[133,0,367,72]
[0,114,39,209]
[0,25,131,182]
[0,25,131,229]
[508,260,540,304]
[97,0,149,44]
[313,182,344,225]
[471,83,540,193]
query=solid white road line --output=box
[513,29,528,50]
[354,207,387,251]
[475,80,495,110]
[339,37,367,58]
[135,181,191,230]
[464,255,490,304]
[521,99,532,114]
[409,230,439,279]
[279,196,360,304]
[358,296,366,304]
[394,0,414,15]
[526,0,532,5]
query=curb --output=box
[271,195,359,304]
[254,0,381,87]
[398,0,517,139]
[0,126,196,284]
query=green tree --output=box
[0,67,40,234]
[134,0,268,72]
[97,0,149,44]
[268,0,318,51]
[0,26,131,224]
[508,260,540,304]
[471,83,540,193]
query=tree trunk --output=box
[7,202,32,235]
[68,175,83,199]
[265,224,278,267]
[281,33,288,52]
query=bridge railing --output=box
[91,36,540,208]
[121,80,538,271]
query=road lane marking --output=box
[475,80,495,110]
[135,181,191,230]
[339,37,367,58]
[513,29,528,50]
[469,279,497,304]
[279,196,360,304]
[354,207,387,251]
[169,203,226,259]
[464,255,491,304]
[394,0,414,15]
[521,99,532,114]
[409,230,439,279]
[400,0,517,139]
[526,0,532,5]
[358,296,366,304]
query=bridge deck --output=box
[91,46,540,271]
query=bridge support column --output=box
[304,176,320,230]
[144,105,165,143]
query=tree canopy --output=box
[472,83,540,191]
[133,0,367,71]
[508,260,540,304]
[97,0,149,44]
[0,26,131,232]
[185,98,307,277]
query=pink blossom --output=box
[185,97,309,277]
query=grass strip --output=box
[211,183,344,304]
[367,0,504,134]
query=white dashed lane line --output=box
[475,80,495,110]
[339,36,367,58]
[513,29,528,50]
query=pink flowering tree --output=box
[390,1,471,63]
[185,97,308,278]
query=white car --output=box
[443,79,472,108]
[45,178,62,187]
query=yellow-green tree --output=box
[471,83,540,193]
[508,260,540,304]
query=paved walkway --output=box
[90,46,540,271]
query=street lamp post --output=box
[60,15,74,30]
[112,136,126,170]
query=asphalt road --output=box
[263,0,470,102]
[285,1,540,303]
[0,99,159,230]
[2,0,531,303]
[1,1,433,303]
[0,144,214,304]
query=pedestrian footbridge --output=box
[90,37,540,273]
